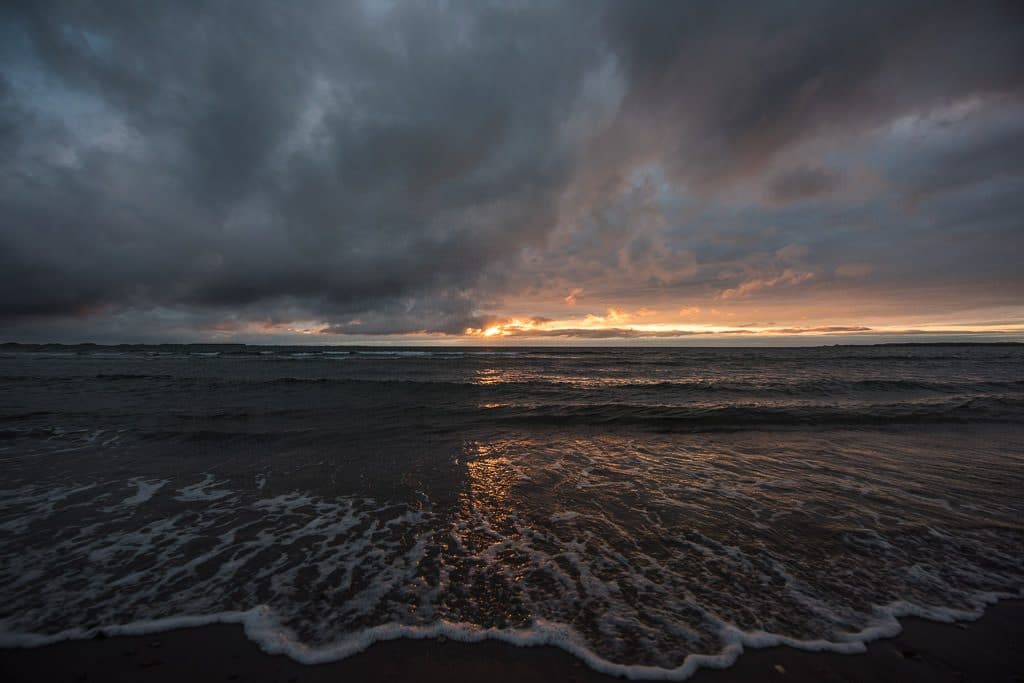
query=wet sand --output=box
[2,600,1021,682]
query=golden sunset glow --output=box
[453,302,1024,342]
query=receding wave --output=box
[1,430,1022,677]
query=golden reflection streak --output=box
[459,441,517,532]
[473,367,517,385]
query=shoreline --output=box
[2,600,1021,682]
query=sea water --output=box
[1,344,1022,678]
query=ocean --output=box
[1,344,1022,678]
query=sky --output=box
[1,0,1022,345]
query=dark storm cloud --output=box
[0,0,603,333]
[1,1,1022,341]
[766,166,843,204]
[601,0,1024,185]
[318,290,486,336]
[892,102,1024,203]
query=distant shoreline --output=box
[846,341,1024,347]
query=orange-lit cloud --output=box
[719,270,816,300]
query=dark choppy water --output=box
[1,344,1023,677]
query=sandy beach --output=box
[2,600,1021,682]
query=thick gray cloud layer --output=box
[1,0,1022,341]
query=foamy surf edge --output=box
[0,591,1019,681]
